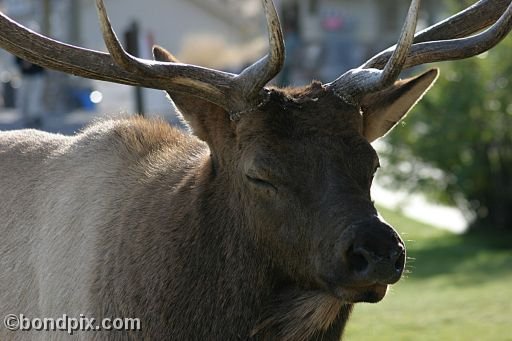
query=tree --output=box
[381,32,512,231]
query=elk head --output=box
[1,0,511,304]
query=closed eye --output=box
[246,174,278,192]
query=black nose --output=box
[342,218,406,285]
[346,242,405,284]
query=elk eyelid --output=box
[246,174,278,192]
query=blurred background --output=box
[0,0,511,339]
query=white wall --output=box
[80,0,251,60]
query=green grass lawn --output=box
[344,207,512,341]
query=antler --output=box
[328,0,512,104]
[326,0,421,104]
[0,0,285,113]
[237,0,285,98]
[413,0,511,43]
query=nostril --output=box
[346,245,370,273]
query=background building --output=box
[278,0,444,84]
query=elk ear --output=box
[361,68,439,142]
[152,45,228,143]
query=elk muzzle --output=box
[339,217,405,287]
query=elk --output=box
[0,0,511,340]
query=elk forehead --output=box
[237,84,364,139]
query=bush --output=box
[381,33,512,231]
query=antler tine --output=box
[326,0,421,105]
[95,0,144,72]
[236,0,285,102]
[363,0,512,71]
[95,0,245,109]
[374,0,421,89]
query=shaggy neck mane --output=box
[252,289,352,340]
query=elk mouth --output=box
[333,283,388,303]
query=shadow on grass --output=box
[405,229,512,284]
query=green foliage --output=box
[381,32,512,230]
[345,207,512,340]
